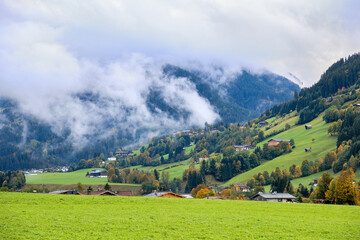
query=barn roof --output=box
[252,192,295,199]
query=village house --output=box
[116,151,133,158]
[305,125,312,130]
[144,191,192,198]
[234,144,255,152]
[89,169,107,177]
[232,183,250,192]
[259,121,269,127]
[267,139,291,147]
[313,178,320,187]
[252,192,296,202]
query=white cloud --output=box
[0,0,359,147]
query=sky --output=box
[0,0,359,146]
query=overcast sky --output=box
[1,0,359,86]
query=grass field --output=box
[26,168,138,186]
[132,145,198,179]
[1,192,359,239]
[225,113,337,186]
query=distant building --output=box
[144,191,191,198]
[305,125,312,130]
[49,190,78,195]
[107,157,116,161]
[115,151,133,158]
[252,192,295,202]
[234,145,255,151]
[89,169,107,177]
[313,178,320,187]
[267,139,290,147]
[305,148,311,152]
[259,121,269,127]
[232,183,250,192]
[355,103,360,107]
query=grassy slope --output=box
[132,145,198,179]
[225,113,337,186]
[1,192,359,239]
[26,168,138,186]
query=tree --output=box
[196,188,214,198]
[314,172,333,199]
[77,182,86,191]
[301,160,311,177]
[104,183,111,191]
[258,130,265,141]
[154,169,159,180]
[334,169,357,205]
[200,160,207,184]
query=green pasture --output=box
[1,192,359,239]
[225,113,336,186]
[132,144,198,179]
[26,168,137,186]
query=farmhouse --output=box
[305,125,312,130]
[144,191,192,198]
[305,148,311,152]
[234,144,255,151]
[267,139,290,147]
[252,192,295,202]
[49,190,78,195]
[232,183,250,192]
[116,151,133,158]
[89,169,107,177]
[259,121,269,127]
[78,190,117,196]
[314,178,320,187]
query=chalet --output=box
[252,192,295,202]
[305,125,312,130]
[259,121,269,127]
[199,157,210,161]
[77,190,117,196]
[314,178,320,187]
[89,169,107,177]
[107,157,116,161]
[267,139,290,147]
[49,190,78,195]
[116,151,133,158]
[305,148,311,152]
[232,183,250,192]
[144,191,192,198]
[234,145,255,151]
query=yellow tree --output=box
[196,188,214,198]
[334,169,357,205]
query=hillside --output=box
[225,112,337,186]
[0,66,299,171]
[1,192,360,239]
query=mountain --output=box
[0,64,299,170]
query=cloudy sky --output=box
[1,0,359,85]
[0,0,359,146]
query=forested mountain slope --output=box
[0,65,298,170]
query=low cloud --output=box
[0,22,219,147]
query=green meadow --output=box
[1,192,359,239]
[26,168,137,186]
[132,144,199,179]
[225,113,337,186]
